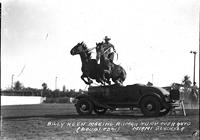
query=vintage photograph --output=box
[1,0,199,139]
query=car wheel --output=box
[140,96,161,117]
[94,106,107,115]
[76,98,93,115]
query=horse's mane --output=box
[80,42,87,50]
[96,42,104,47]
[81,42,92,59]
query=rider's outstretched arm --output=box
[111,44,116,53]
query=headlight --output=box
[164,95,170,102]
[70,97,76,103]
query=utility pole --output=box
[190,51,197,86]
[55,76,58,90]
[11,74,14,89]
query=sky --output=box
[1,0,199,90]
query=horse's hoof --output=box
[85,81,91,85]
[89,81,93,84]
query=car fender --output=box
[139,92,161,104]
[139,92,170,109]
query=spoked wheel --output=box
[94,106,107,115]
[140,96,161,117]
[75,99,93,115]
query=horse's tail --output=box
[120,67,127,82]
[114,65,126,84]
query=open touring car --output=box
[71,84,181,117]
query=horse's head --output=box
[96,41,104,52]
[70,42,87,55]
[71,42,92,60]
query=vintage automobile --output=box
[71,84,180,117]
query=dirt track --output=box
[1,104,199,140]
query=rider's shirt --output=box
[102,42,115,58]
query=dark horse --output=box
[70,42,104,85]
[70,42,126,85]
[96,42,126,85]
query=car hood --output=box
[132,84,170,96]
[153,86,170,96]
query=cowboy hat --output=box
[104,36,111,41]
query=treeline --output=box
[1,88,85,98]
[1,81,85,97]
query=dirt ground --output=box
[1,104,199,140]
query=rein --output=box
[99,47,118,61]
[81,44,118,61]
[80,46,96,53]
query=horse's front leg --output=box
[105,73,111,85]
[81,75,93,85]
[95,76,104,85]
[81,75,89,85]
[87,77,93,85]
[114,79,122,86]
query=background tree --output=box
[41,83,49,97]
[62,85,66,92]
[13,81,23,90]
[42,83,47,90]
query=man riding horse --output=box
[96,36,116,64]
[95,36,123,85]
[70,39,126,86]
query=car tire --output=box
[94,106,107,115]
[140,96,161,117]
[76,98,93,115]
